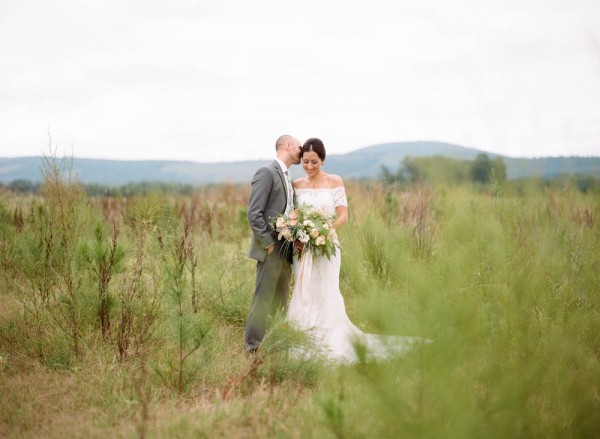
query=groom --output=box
[245,134,302,353]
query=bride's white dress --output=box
[287,187,421,364]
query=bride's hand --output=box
[294,240,305,253]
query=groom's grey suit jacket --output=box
[247,160,291,262]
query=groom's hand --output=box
[267,243,275,254]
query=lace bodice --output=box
[294,187,348,216]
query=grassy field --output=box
[0,159,598,438]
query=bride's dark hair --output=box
[301,138,326,161]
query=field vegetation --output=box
[0,155,598,438]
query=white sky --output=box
[1,0,599,162]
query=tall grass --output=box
[0,162,598,438]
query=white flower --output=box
[298,230,310,243]
[322,223,329,230]
[279,228,293,241]
[276,217,286,229]
[310,228,319,238]
[315,236,326,246]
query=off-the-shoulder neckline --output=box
[294,186,345,191]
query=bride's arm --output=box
[331,175,348,230]
[333,205,348,230]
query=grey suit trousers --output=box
[245,239,292,351]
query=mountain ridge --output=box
[1,141,598,185]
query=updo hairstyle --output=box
[301,138,326,161]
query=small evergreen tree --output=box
[471,153,493,183]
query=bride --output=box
[287,138,422,364]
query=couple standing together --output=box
[245,135,418,364]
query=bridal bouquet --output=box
[271,204,339,260]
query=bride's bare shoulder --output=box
[327,174,345,187]
[292,177,310,189]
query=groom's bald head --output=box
[276,135,296,150]
[275,135,302,166]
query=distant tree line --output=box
[0,179,42,194]
[379,154,599,193]
[83,181,200,197]
[0,180,203,197]
[380,154,507,186]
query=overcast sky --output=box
[1,0,599,162]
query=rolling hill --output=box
[1,141,598,185]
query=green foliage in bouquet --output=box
[271,203,340,260]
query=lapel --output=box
[272,160,289,205]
